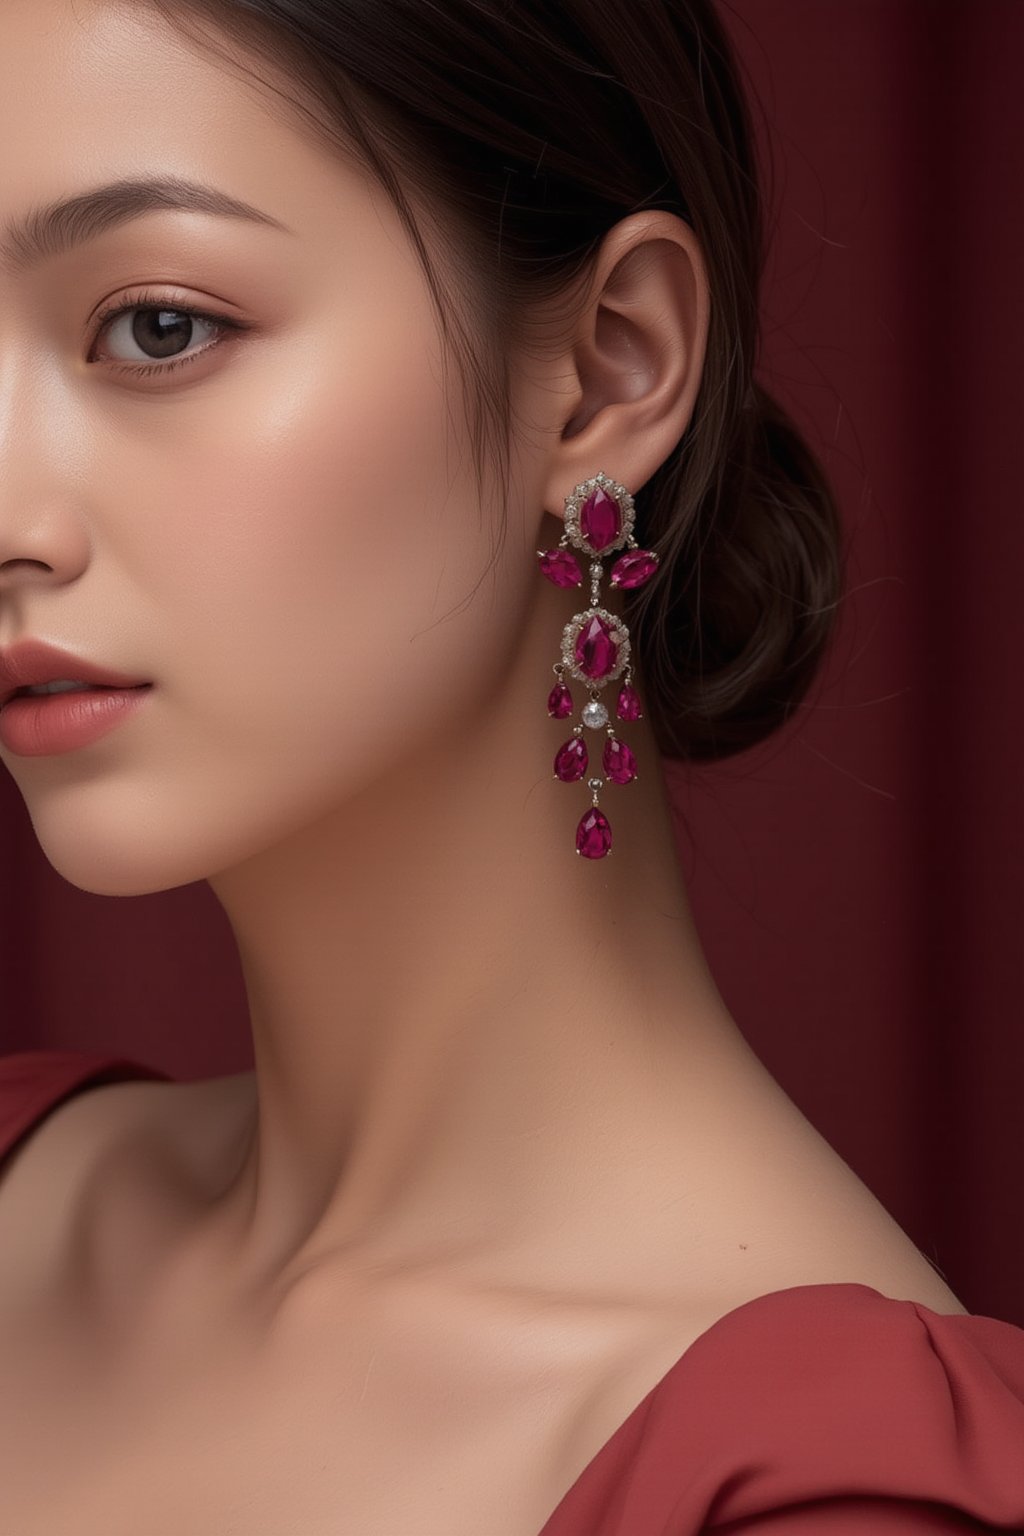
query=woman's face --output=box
[0,0,547,894]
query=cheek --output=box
[115,305,524,834]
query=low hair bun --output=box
[626,379,845,763]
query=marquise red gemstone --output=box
[554,736,588,782]
[538,548,583,588]
[547,681,573,719]
[576,806,612,858]
[609,550,659,590]
[579,487,621,553]
[573,614,619,679]
[615,683,642,720]
[603,736,637,784]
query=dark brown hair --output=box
[146,0,844,762]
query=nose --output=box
[0,347,91,595]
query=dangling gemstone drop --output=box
[554,736,588,782]
[603,736,637,784]
[547,682,573,719]
[609,550,659,589]
[616,683,642,721]
[576,806,612,858]
[538,548,583,588]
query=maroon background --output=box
[2,1,1022,1325]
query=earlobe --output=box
[543,212,710,512]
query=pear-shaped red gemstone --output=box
[538,548,583,588]
[609,550,658,589]
[554,736,588,782]
[579,487,621,554]
[576,806,612,858]
[573,614,619,679]
[615,683,642,720]
[603,736,637,784]
[547,682,573,719]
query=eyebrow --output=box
[0,174,293,276]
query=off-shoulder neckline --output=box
[0,1059,980,1536]
[535,1280,928,1535]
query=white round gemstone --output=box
[582,701,609,729]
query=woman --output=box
[0,0,1022,1531]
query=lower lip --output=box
[0,686,153,757]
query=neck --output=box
[199,622,750,1303]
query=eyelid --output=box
[88,286,246,374]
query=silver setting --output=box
[587,778,604,792]
[563,471,635,558]
[561,606,631,687]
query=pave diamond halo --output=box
[560,606,631,687]
[562,471,636,557]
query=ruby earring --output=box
[537,472,659,859]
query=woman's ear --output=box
[539,210,710,513]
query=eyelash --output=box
[90,286,246,377]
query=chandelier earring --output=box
[537,472,659,859]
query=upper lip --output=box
[0,640,151,709]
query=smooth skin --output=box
[0,2,965,1532]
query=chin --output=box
[19,764,362,899]
[31,833,212,899]
[21,792,244,899]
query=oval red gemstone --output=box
[573,614,619,679]
[547,682,573,719]
[538,548,583,588]
[609,550,659,589]
[554,736,588,782]
[615,684,642,721]
[576,806,612,858]
[603,736,637,784]
[579,487,621,554]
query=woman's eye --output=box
[89,294,241,377]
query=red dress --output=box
[3,1049,1024,1534]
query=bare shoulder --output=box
[0,1069,252,1304]
[695,1056,971,1318]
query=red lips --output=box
[0,638,151,709]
